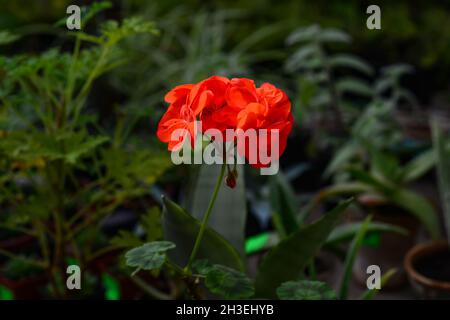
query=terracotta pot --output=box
[404,240,450,299]
[352,208,420,289]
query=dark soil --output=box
[414,250,450,282]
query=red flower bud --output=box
[226,171,237,189]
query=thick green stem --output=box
[184,163,226,272]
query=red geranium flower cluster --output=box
[157,76,293,168]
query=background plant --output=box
[0,5,171,297]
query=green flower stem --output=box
[185,163,226,272]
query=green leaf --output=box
[329,54,374,75]
[339,216,372,299]
[324,142,359,178]
[189,164,246,256]
[318,28,351,43]
[192,259,213,275]
[254,199,352,298]
[287,26,350,45]
[285,45,318,71]
[369,148,401,184]
[0,31,20,46]
[101,17,159,46]
[110,230,143,248]
[125,241,176,275]
[286,25,320,45]
[204,264,254,299]
[318,182,372,201]
[162,196,245,271]
[141,207,163,242]
[63,134,109,164]
[348,168,390,193]
[381,64,414,78]
[402,149,435,183]
[374,78,393,94]
[0,130,109,165]
[360,268,397,300]
[390,188,440,239]
[276,280,337,300]
[102,148,171,187]
[326,221,408,245]
[336,78,373,97]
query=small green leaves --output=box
[101,17,159,46]
[125,241,176,276]
[276,280,337,300]
[203,264,254,299]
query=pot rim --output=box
[404,240,450,291]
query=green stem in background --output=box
[0,248,46,268]
[184,163,226,272]
[308,259,317,281]
[71,45,110,124]
[65,35,81,120]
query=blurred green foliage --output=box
[0,7,171,298]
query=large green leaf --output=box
[254,199,352,298]
[162,196,245,271]
[270,171,299,237]
[276,280,337,300]
[390,188,440,239]
[189,164,246,256]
